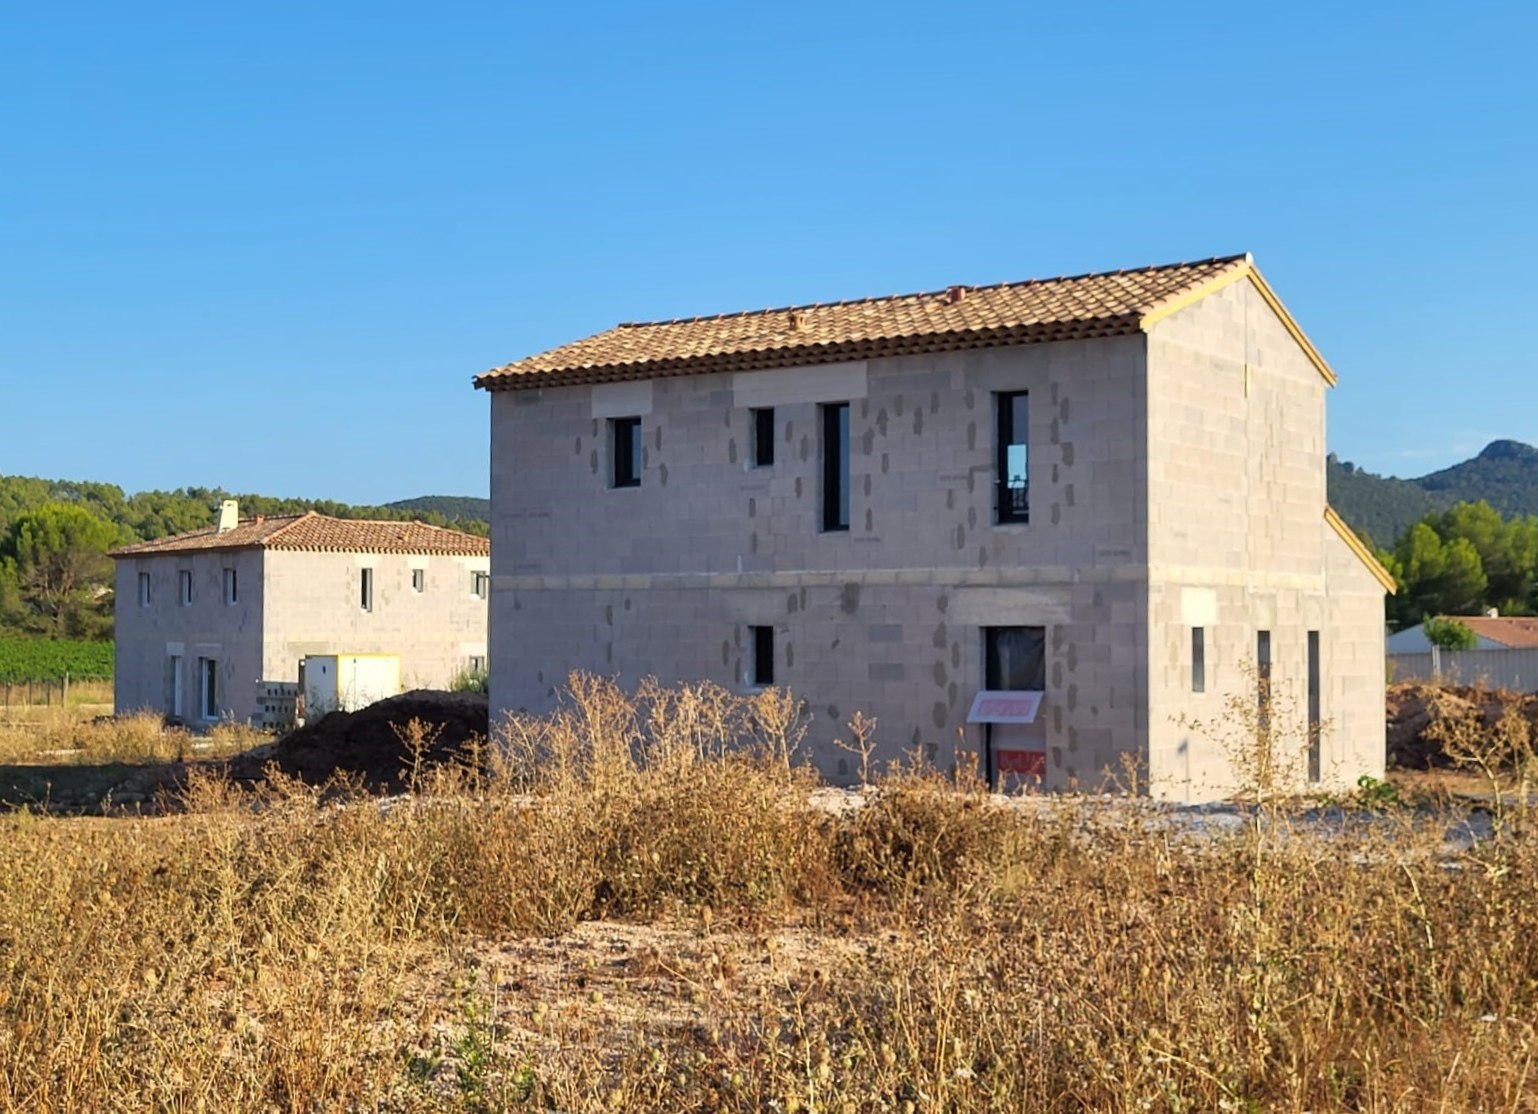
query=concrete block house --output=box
[475,254,1394,800]
[111,504,490,725]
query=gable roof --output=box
[1442,615,1538,649]
[475,253,1336,391]
[109,512,490,558]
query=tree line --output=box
[0,475,489,641]
[1378,500,1538,630]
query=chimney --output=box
[1486,607,1499,618]
[216,499,239,534]
[946,285,967,304]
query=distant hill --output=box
[1328,440,1538,548]
[0,476,488,543]
[386,495,490,522]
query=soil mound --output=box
[259,689,490,789]
[1386,681,1538,769]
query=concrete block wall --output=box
[113,549,266,722]
[1142,278,1385,797]
[490,335,1154,785]
[261,550,489,695]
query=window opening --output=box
[821,402,850,531]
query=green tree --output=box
[0,503,119,639]
[1423,616,1479,650]
[1392,521,1489,624]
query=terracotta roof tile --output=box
[110,512,490,558]
[475,254,1252,391]
[1446,616,1538,649]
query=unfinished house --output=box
[475,254,1393,800]
[111,503,490,725]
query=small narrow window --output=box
[1256,630,1272,731]
[411,568,425,593]
[360,567,374,612]
[995,391,1029,524]
[750,625,775,686]
[611,417,641,488]
[468,655,487,673]
[472,571,489,600]
[751,407,775,467]
[821,402,850,532]
[138,572,151,607]
[222,568,238,606]
[178,570,193,606]
[1191,627,1206,693]
[1307,630,1321,783]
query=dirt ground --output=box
[1385,680,1538,768]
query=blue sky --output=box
[3,1,1534,505]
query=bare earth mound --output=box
[1386,680,1538,768]
[253,689,490,790]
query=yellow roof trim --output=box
[1139,256,1339,388]
[1325,505,1397,594]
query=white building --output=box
[111,503,490,724]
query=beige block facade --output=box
[488,277,1386,799]
[115,549,489,724]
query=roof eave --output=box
[1325,506,1397,594]
[473,315,1147,392]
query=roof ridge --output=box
[614,253,1251,329]
[257,511,316,547]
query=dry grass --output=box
[0,707,269,766]
[0,675,1535,1111]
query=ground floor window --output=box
[750,625,775,686]
[168,655,183,718]
[1307,630,1321,783]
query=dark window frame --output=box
[1257,629,1272,733]
[995,391,1029,524]
[821,402,850,532]
[1307,630,1321,783]
[611,416,642,489]
[750,625,775,686]
[1192,627,1206,693]
[751,407,775,468]
[984,625,1046,691]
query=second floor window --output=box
[472,571,489,599]
[751,407,775,467]
[178,570,193,606]
[611,416,641,488]
[138,572,151,607]
[995,391,1029,524]
[360,567,374,612]
[821,402,850,532]
[222,568,238,606]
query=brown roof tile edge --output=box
[474,314,1147,391]
[111,512,489,558]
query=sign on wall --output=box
[966,690,1044,724]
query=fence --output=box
[1388,647,1538,692]
[1,675,81,708]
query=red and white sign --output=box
[966,690,1044,724]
